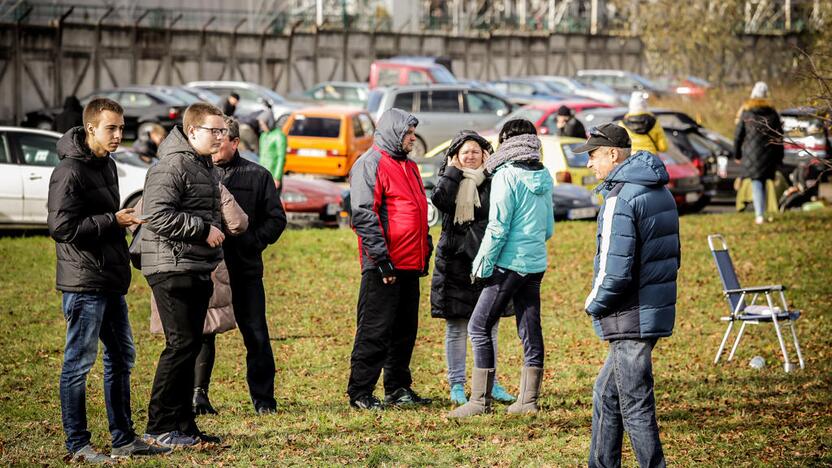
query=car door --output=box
[419,89,463,151]
[0,133,24,224]
[11,131,61,223]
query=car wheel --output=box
[409,136,427,162]
[124,193,142,210]
[427,198,440,227]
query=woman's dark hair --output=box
[498,118,537,144]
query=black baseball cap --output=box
[572,123,631,153]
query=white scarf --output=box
[454,165,486,225]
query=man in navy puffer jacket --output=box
[577,123,680,468]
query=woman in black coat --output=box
[429,130,515,406]
[734,81,784,224]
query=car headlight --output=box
[281,192,307,203]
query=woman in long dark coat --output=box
[430,130,514,406]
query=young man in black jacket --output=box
[212,116,287,413]
[47,98,169,463]
[141,103,227,447]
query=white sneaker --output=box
[71,445,114,464]
[755,216,764,225]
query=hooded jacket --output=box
[620,112,668,155]
[734,99,784,180]
[557,117,587,139]
[584,151,680,341]
[47,127,131,294]
[472,135,554,278]
[430,131,494,319]
[140,126,223,278]
[53,96,84,134]
[349,108,432,273]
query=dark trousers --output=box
[347,270,420,399]
[146,273,212,434]
[194,334,216,390]
[469,267,545,369]
[230,275,277,410]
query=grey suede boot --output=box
[506,367,543,414]
[447,368,494,418]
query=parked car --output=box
[574,70,667,98]
[388,56,455,74]
[551,183,601,220]
[672,76,712,99]
[577,107,740,203]
[296,81,369,106]
[492,99,614,137]
[21,86,192,140]
[185,80,300,122]
[280,176,346,228]
[367,84,513,159]
[781,107,831,171]
[369,59,457,89]
[176,86,224,107]
[524,75,622,105]
[0,127,146,228]
[486,78,569,106]
[282,107,375,178]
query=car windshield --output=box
[366,90,384,113]
[783,115,826,138]
[258,87,287,104]
[157,88,201,105]
[541,79,574,94]
[657,147,690,166]
[288,116,342,138]
[496,108,545,130]
[429,66,457,84]
[562,143,590,168]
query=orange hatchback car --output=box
[282,107,375,178]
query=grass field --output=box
[1,209,830,466]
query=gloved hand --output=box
[378,260,396,284]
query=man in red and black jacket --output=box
[347,108,433,410]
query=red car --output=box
[280,176,347,227]
[368,60,456,89]
[658,147,706,211]
[491,99,614,136]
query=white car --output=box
[0,127,147,229]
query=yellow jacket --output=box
[620,112,668,154]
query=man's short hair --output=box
[83,98,123,128]
[499,118,537,144]
[223,116,240,140]
[183,103,224,133]
[229,93,240,100]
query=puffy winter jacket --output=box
[259,127,287,182]
[47,127,131,294]
[472,158,554,279]
[350,108,432,273]
[620,112,668,154]
[584,150,680,341]
[734,99,784,180]
[140,127,223,277]
[215,151,287,278]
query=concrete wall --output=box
[0,20,800,124]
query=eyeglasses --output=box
[197,126,229,138]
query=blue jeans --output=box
[60,293,136,454]
[751,179,767,217]
[589,339,665,468]
[445,318,499,386]
[468,268,544,369]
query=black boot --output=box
[193,387,217,415]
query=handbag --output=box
[128,225,142,270]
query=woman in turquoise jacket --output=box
[448,119,554,419]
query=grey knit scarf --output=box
[485,134,542,174]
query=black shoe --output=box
[193,388,217,415]
[255,405,277,415]
[349,394,384,410]
[186,430,222,444]
[384,387,432,406]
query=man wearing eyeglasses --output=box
[140,103,228,448]
[577,123,680,468]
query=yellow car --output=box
[422,135,599,192]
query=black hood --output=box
[57,126,108,165]
[63,96,83,112]
[438,130,494,176]
[622,113,657,135]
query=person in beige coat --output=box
[134,182,248,415]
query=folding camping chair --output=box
[708,234,805,372]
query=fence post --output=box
[54,7,74,106]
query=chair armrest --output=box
[724,285,785,294]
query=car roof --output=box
[312,81,367,88]
[290,106,367,117]
[576,69,632,76]
[380,84,497,93]
[424,133,587,160]
[525,99,612,110]
[186,81,261,89]
[0,126,62,137]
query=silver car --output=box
[367,84,513,159]
[185,80,300,122]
